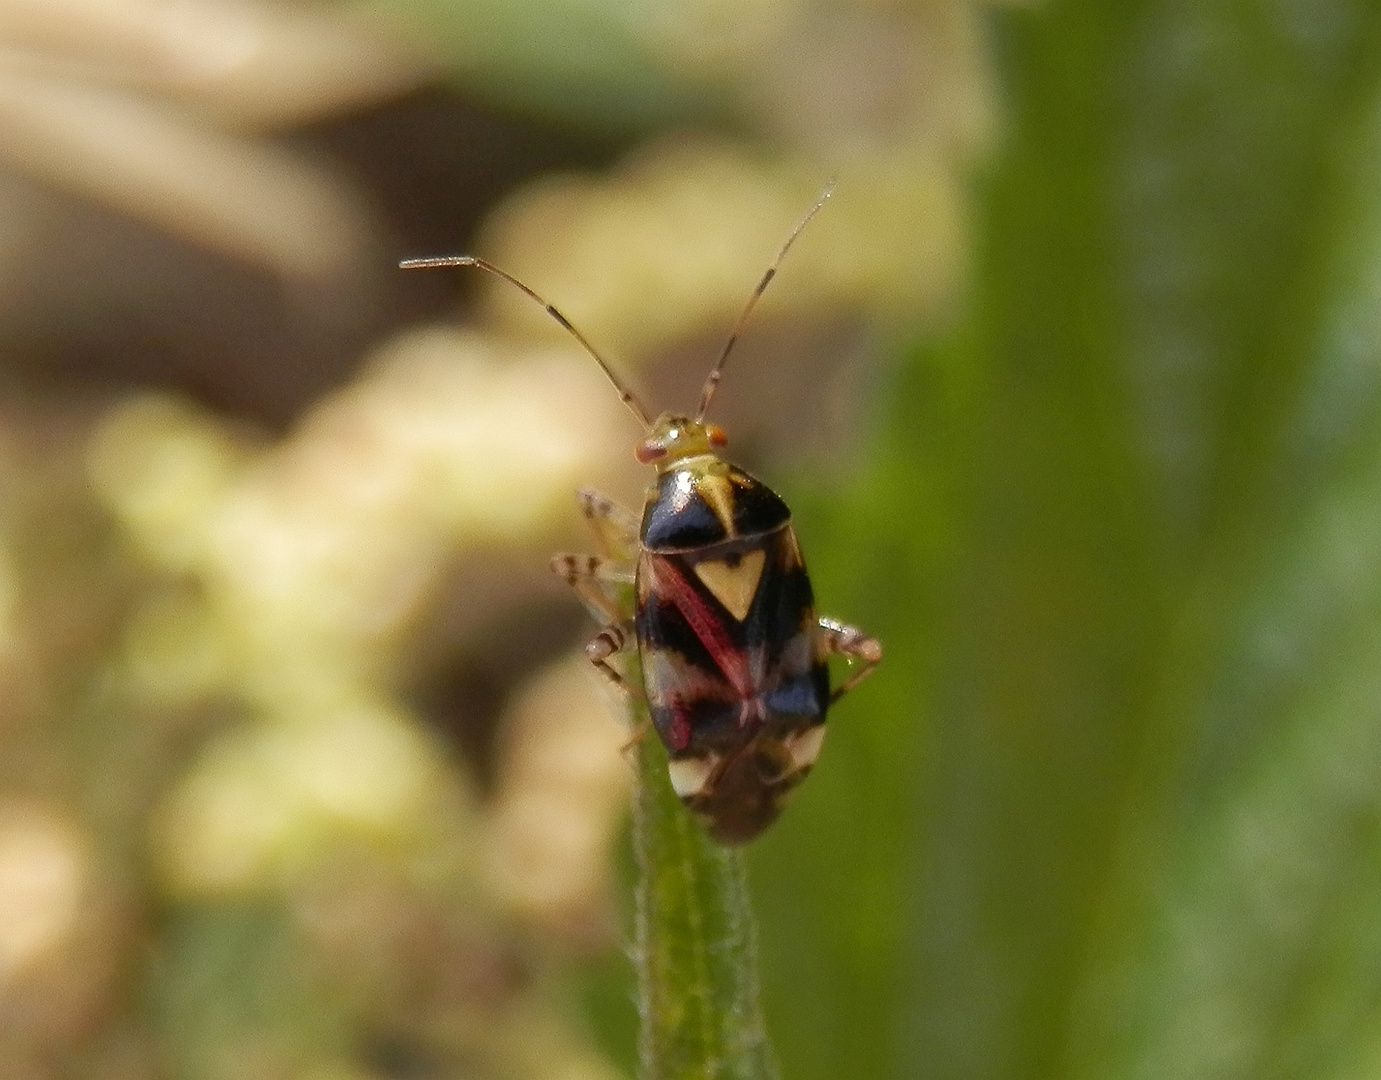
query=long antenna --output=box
[694,179,835,422]
[399,254,652,430]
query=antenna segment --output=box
[399,254,652,430]
[694,179,836,422]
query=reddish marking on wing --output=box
[667,711,692,751]
[645,556,755,700]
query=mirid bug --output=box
[401,184,881,843]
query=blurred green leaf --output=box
[148,904,349,1080]
[743,3,1381,1080]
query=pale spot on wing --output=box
[785,725,826,772]
[693,549,766,621]
[667,755,718,798]
[641,647,735,705]
[694,474,738,537]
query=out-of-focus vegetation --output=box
[3,1,1381,1079]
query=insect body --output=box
[402,185,880,843]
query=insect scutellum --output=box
[401,180,880,843]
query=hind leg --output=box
[817,617,882,704]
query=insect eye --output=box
[706,424,728,447]
[635,440,667,464]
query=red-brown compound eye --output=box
[635,440,667,464]
[706,424,728,447]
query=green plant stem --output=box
[630,693,779,1080]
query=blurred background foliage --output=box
[2,0,1381,1079]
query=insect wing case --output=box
[635,459,830,843]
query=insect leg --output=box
[585,618,637,691]
[577,488,640,561]
[817,616,882,704]
[556,490,643,692]
[550,553,634,624]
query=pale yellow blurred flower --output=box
[476,136,967,372]
[90,327,627,707]
[483,657,632,944]
[0,803,87,987]
[151,700,463,897]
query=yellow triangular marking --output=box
[694,550,766,621]
[694,474,738,538]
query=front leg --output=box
[553,488,643,692]
[551,552,634,624]
[817,616,882,704]
[551,488,640,623]
[577,488,640,561]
